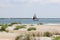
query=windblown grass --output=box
[53,36,60,40]
[15,34,31,40]
[14,25,26,30]
[27,27,36,31]
[43,32,52,37]
[0,24,8,32]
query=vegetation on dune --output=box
[11,22,18,24]
[43,32,52,37]
[32,32,41,37]
[15,33,41,40]
[53,36,60,40]
[36,32,41,37]
[15,35,23,40]
[15,34,31,40]
[0,24,8,32]
[0,24,3,26]
[26,34,31,40]
[27,27,36,31]
[32,33,36,37]
[14,25,26,30]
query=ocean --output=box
[0,18,60,24]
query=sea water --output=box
[0,18,60,24]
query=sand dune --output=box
[0,24,60,40]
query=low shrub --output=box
[27,27,36,31]
[0,24,3,26]
[14,25,26,30]
[15,35,23,40]
[43,32,52,37]
[0,24,8,31]
[32,33,36,37]
[15,34,31,40]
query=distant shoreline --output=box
[0,18,60,19]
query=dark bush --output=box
[43,32,52,37]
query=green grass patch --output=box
[15,34,31,40]
[27,27,36,31]
[53,36,60,40]
[0,24,8,31]
[14,25,26,30]
[43,32,52,37]
[0,24,3,26]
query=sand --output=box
[0,24,60,40]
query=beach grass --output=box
[15,34,31,40]
[15,35,24,40]
[43,32,52,37]
[14,25,26,30]
[0,24,8,31]
[27,27,36,31]
[53,36,60,40]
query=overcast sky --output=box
[0,0,60,18]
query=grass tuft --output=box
[27,27,36,31]
[14,25,26,30]
[53,36,60,40]
[43,32,52,37]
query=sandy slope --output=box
[0,24,60,40]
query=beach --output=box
[0,24,60,40]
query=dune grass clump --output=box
[43,32,52,37]
[0,24,8,32]
[15,34,31,40]
[27,27,36,31]
[0,24,3,26]
[11,22,18,24]
[15,35,24,40]
[53,36,60,40]
[32,33,36,37]
[14,25,26,30]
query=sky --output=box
[0,0,60,18]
